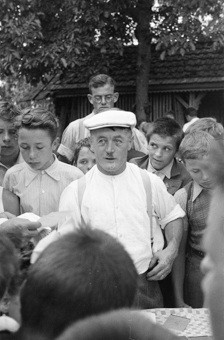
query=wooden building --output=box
[27,42,224,134]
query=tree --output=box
[0,0,223,121]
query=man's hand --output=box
[0,217,41,248]
[146,247,177,281]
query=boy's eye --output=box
[114,139,122,144]
[0,130,3,134]
[20,146,28,150]
[36,147,44,150]
[192,169,199,173]
[150,143,157,149]
[164,147,171,151]
[80,160,87,165]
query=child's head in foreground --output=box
[146,117,183,170]
[15,107,59,171]
[19,227,138,340]
[179,130,215,189]
[73,138,96,174]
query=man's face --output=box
[185,156,213,189]
[201,189,224,340]
[90,127,133,175]
[0,118,19,158]
[148,134,177,170]
[87,84,119,114]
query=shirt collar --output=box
[192,181,203,202]
[25,154,60,187]
[147,159,174,180]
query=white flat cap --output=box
[84,109,137,131]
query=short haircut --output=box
[185,107,198,118]
[179,131,214,162]
[88,74,116,93]
[56,309,178,340]
[73,137,91,165]
[15,106,59,141]
[185,117,224,138]
[0,235,20,300]
[0,101,21,122]
[146,117,184,149]
[19,228,138,340]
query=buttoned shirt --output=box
[59,163,185,274]
[147,159,174,181]
[57,112,149,162]
[3,156,83,216]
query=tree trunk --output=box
[135,0,153,124]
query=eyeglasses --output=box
[92,95,114,104]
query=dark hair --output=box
[0,101,21,122]
[185,107,198,118]
[185,117,224,138]
[15,107,59,141]
[56,309,178,340]
[0,235,20,300]
[89,74,116,94]
[73,138,91,165]
[179,130,214,161]
[19,227,138,339]
[147,117,183,149]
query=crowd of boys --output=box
[0,73,223,340]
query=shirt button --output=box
[42,190,45,194]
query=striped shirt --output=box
[3,156,83,216]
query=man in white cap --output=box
[58,109,185,308]
[57,74,148,164]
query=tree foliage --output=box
[0,0,223,120]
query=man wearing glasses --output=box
[57,74,148,164]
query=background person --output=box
[57,74,148,164]
[183,107,199,133]
[73,138,96,174]
[0,101,24,185]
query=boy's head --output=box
[16,107,59,171]
[87,74,119,114]
[179,131,214,189]
[0,101,21,159]
[19,227,138,340]
[73,138,96,174]
[147,117,183,171]
[185,117,224,138]
[201,139,224,340]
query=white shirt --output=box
[57,112,149,162]
[183,117,199,132]
[147,159,174,181]
[3,156,83,216]
[59,163,185,274]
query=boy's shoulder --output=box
[5,162,26,176]
[171,158,191,182]
[57,160,83,177]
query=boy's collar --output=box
[147,159,174,180]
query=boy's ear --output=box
[113,92,119,103]
[52,137,60,152]
[87,94,93,105]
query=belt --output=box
[190,247,204,258]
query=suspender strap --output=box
[139,169,153,242]
[79,119,86,141]
[77,175,87,226]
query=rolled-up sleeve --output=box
[150,173,185,230]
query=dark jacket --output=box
[130,155,191,195]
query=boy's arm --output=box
[172,188,189,307]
